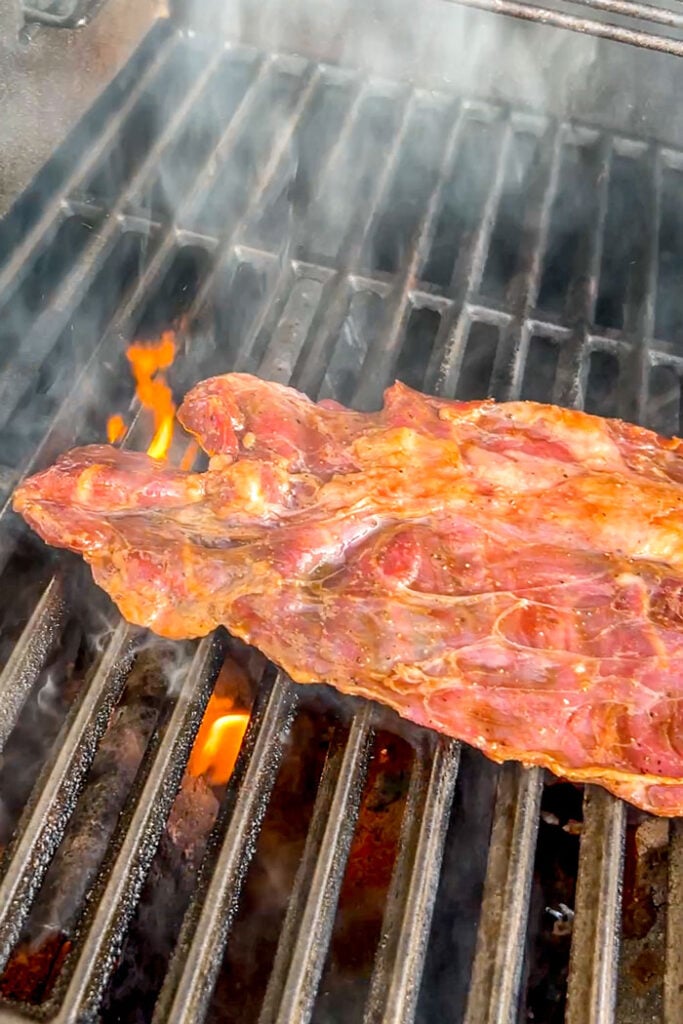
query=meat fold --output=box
[12,373,683,816]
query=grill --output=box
[0,5,682,1023]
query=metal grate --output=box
[447,0,683,59]
[0,16,681,1024]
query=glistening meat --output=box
[12,374,683,815]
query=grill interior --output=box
[0,11,682,1024]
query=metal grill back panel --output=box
[0,15,681,1024]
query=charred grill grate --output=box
[0,15,681,1024]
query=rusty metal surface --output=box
[617,816,670,1024]
[0,0,162,216]
[566,788,626,1024]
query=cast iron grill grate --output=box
[0,17,681,1024]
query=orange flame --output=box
[105,331,178,459]
[188,694,250,786]
[106,414,126,444]
[127,331,177,459]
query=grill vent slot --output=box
[481,129,544,303]
[395,306,442,393]
[538,138,603,316]
[422,117,500,291]
[521,335,560,402]
[456,321,500,399]
[596,153,650,332]
[585,348,620,417]
[656,165,683,345]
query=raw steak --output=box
[13,373,683,815]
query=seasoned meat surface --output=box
[13,373,683,815]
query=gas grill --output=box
[0,0,682,1021]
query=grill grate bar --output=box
[567,0,683,31]
[363,738,461,1024]
[152,672,298,1024]
[103,52,320,380]
[463,764,543,1024]
[130,57,325,382]
[490,123,563,401]
[0,622,135,971]
[54,635,225,1022]
[565,787,626,1024]
[665,819,683,1023]
[352,102,466,406]
[429,117,515,397]
[162,69,330,362]
[259,705,375,1024]
[623,146,661,425]
[237,259,306,374]
[553,135,613,409]
[295,76,367,206]
[0,43,262,435]
[294,91,416,398]
[183,72,366,350]
[0,576,66,751]
[177,58,318,230]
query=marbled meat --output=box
[13,374,683,815]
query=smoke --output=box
[202,0,602,120]
[1,0,682,1020]
[35,670,61,718]
[145,0,627,418]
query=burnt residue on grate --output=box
[0,561,117,850]
[0,16,682,1024]
[0,643,178,1003]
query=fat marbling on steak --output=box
[13,373,683,815]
